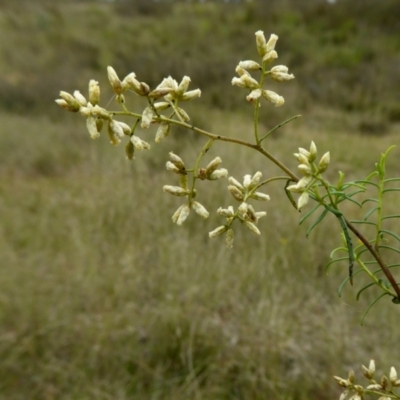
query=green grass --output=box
[1,107,400,399]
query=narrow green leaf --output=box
[361,293,389,325]
[382,188,400,193]
[361,198,379,206]
[379,229,400,242]
[363,207,379,221]
[299,203,320,225]
[376,245,400,255]
[355,180,379,188]
[306,209,328,237]
[349,220,377,227]
[356,282,375,300]
[383,177,400,183]
[338,269,364,297]
[381,214,400,220]
[325,256,348,274]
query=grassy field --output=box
[1,1,400,399]
[1,105,400,399]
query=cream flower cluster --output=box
[56,67,202,159]
[163,153,227,226]
[231,31,294,107]
[286,141,330,210]
[209,172,270,248]
[334,360,400,400]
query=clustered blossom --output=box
[286,141,330,210]
[163,153,227,226]
[231,31,294,107]
[56,66,202,158]
[209,171,270,248]
[334,360,400,400]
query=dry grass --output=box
[1,107,400,399]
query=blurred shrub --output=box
[0,0,399,121]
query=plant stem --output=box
[345,217,400,300]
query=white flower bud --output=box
[155,122,171,143]
[298,164,312,176]
[176,76,191,97]
[249,171,262,189]
[235,65,250,77]
[262,50,278,63]
[109,119,125,138]
[58,91,80,111]
[309,141,317,162]
[250,192,270,201]
[172,204,190,226]
[163,185,189,197]
[180,89,201,101]
[88,80,100,105]
[154,102,170,111]
[243,174,252,189]
[152,88,175,99]
[255,211,267,219]
[86,116,100,139]
[208,169,228,180]
[270,70,295,82]
[228,185,245,201]
[238,60,261,71]
[369,360,376,375]
[266,33,279,52]
[298,147,310,157]
[166,161,181,174]
[191,201,209,219]
[141,106,154,129]
[246,89,262,102]
[131,135,150,151]
[55,99,78,112]
[297,191,309,210]
[390,367,398,384]
[318,152,330,173]
[231,77,247,88]
[240,74,260,90]
[205,157,222,174]
[107,66,122,94]
[366,384,383,390]
[177,107,190,122]
[217,206,235,217]
[262,90,285,107]
[169,152,185,170]
[294,153,310,166]
[209,225,228,238]
[255,30,268,57]
[228,177,244,191]
[73,90,87,107]
[243,221,260,235]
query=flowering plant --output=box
[56,30,400,398]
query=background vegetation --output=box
[1,0,400,398]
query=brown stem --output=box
[345,217,400,300]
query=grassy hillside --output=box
[1,1,400,399]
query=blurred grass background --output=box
[1,0,400,399]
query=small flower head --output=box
[172,204,190,226]
[107,66,123,95]
[269,65,295,82]
[318,151,330,173]
[155,122,171,143]
[255,30,268,57]
[191,201,209,219]
[88,80,100,105]
[238,60,261,71]
[262,90,285,107]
